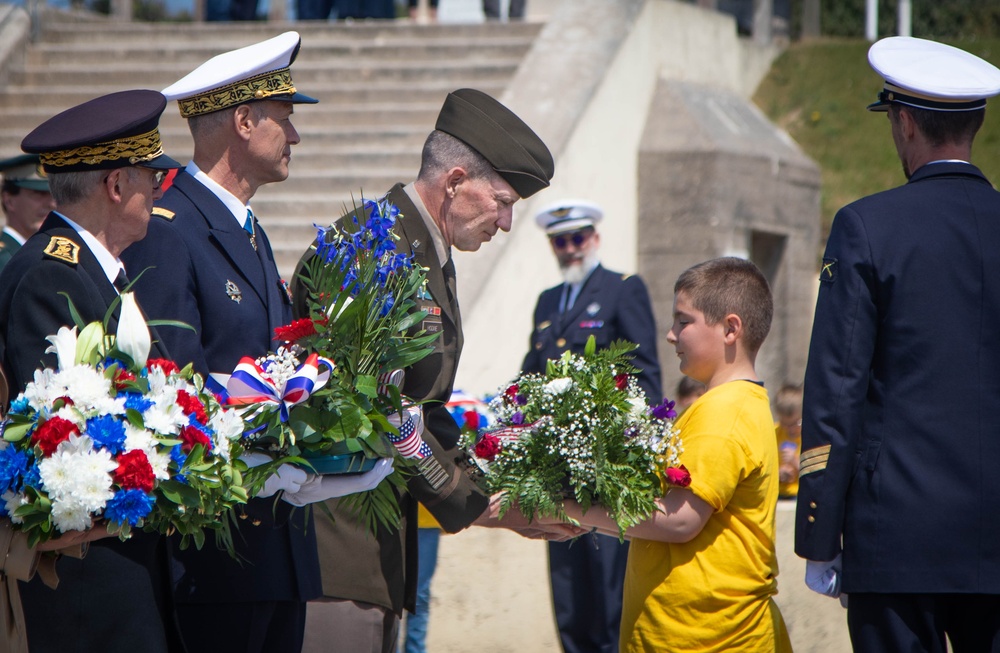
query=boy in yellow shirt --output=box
[545,257,792,652]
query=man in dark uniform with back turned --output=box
[521,199,661,653]
[295,88,584,653]
[796,36,1000,651]
[0,89,182,653]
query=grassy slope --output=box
[753,37,1000,243]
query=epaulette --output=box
[43,236,80,265]
[151,207,175,221]
[621,273,634,281]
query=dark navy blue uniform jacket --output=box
[796,162,1000,594]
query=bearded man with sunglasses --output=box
[521,199,662,653]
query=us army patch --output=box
[43,236,80,264]
[820,258,837,283]
[151,207,175,220]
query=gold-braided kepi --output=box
[21,90,180,173]
[163,31,318,119]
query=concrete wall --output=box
[0,4,30,87]
[637,79,820,394]
[453,0,786,398]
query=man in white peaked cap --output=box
[796,36,1000,650]
[522,199,661,653]
[121,32,390,653]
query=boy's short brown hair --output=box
[674,257,773,354]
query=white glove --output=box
[251,458,310,499]
[386,406,428,459]
[805,554,843,598]
[281,458,395,507]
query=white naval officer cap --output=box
[163,31,318,119]
[534,199,604,236]
[867,36,1000,112]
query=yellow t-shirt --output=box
[621,381,792,653]
[775,422,801,498]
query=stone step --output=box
[27,36,534,66]
[0,79,506,110]
[37,19,543,44]
[256,168,412,194]
[10,57,523,86]
[0,124,431,154]
[0,103,443,132]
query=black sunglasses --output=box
[550,229,593,249]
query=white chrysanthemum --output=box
[144,391,188,435]
[52,405,86,428]
[38,435,116,512]
[123,425,171,480]
[52,365,111,413]
[50,496,93,533]
[146,366,169,394]
[3,491,27,524]
[208,408,245,462]
[544,378,574,396]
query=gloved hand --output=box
[242,453,311,498]
[385,405,428,459]
[282,458,395,507]
[805,554,843,598]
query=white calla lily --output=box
[45,326,79,371]
[116,292,151,368]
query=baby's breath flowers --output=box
[463,337,686,538]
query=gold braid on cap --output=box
[177,67,297,118]
[39,128,165,169]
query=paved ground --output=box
[420,499,853,652]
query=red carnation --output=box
[114,449,156,493]
[31,417,79,457]
[473,434,502,462]
[463,410,480,432]
[176,390,208,425]
[665,465,692,488]
[147,359,180,376]
[273,318,317,343]
[180,425,212,453]
[503,384,519,404]
[114,368,137,390]
[615,373,629,391]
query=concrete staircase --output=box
[0,13,544,274]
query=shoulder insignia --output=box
[621,273,633,281]
[151,207,176,221]
[43,236,80,264]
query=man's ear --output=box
[898,107,917,140]
[234,104,254,141]
[444,167,467,199]
[104,169,124,204]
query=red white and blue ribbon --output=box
[387,411,432,459]
[221,353,335,422]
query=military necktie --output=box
[243,208,257,251]
[442,257,457,305]
[113,268,130,293]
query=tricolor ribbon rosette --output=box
[222,352,336,422]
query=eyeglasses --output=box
[152,170,167,187]
[550,229,593,249]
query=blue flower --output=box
[8,397,29,415]
[379,294,395,317]
[123,392,154,413]
[0,446,31,495]
[170,445,188,484]
[104,489,154,527]
[21,462,40,490]
[512,411,525,425]
[86,415,127,455]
